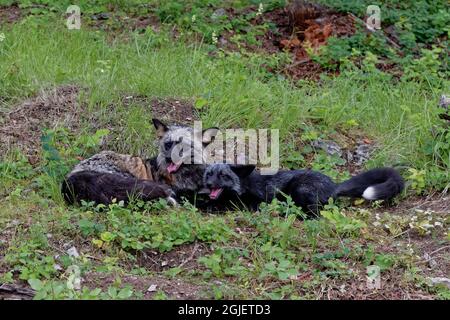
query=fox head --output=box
[203,164,255,200]
[152,119,218,174]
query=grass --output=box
[1,20,445,170]
[0,2,449,300]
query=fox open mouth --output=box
[209,188,223,200]
[167,161,183,174]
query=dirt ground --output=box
[128,96,199,126]
[0,85,82,164]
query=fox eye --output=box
[164,141,174,150]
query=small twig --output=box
[49,244,66,255]
[429,245,450,256]
[282,58,310,72]
[178,242,199,268]
[391,229,411,239]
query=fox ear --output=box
[152,118,168,138]
[230,165,255,178]
[202,127,220,144]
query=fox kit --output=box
[152,118,217,203]
[61,151,176,206]
[203,164,404,215]
[62,171,176,206]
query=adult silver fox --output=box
[203,164,404,214]
[152,118,217,204]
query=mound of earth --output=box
[119,95,199,125]
[0,85,82,164]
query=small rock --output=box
[423,253,438,269]
[352,143,373,166]
[147,284,158,292]
[311,139,342,157]
[211,8,227,20]
[53,264,63,271]
[67,246,80,258]
[428,277,450,289]
[161,261,168,267]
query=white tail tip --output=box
[362,186,377,200]
[166,196,178,207]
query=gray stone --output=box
[428,277,450,289]
[311,139,342,157]
[352,143,373,166]
[211,8,227,20]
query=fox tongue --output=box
[167,162,181,174]
[209,188,223,199]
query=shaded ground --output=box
[0,283,34,300]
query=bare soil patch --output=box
[321,267,435,300]
[218,4,355,80]
[149,97,199,125]
[119,95,198,125]
[136,242,211,273]
[0,4,22,24]
[376,193,450,215]
[0,283,34,300]
[0,85,82,164]
[83,271,206,299]
[262,6,355,80]
[0,89,198,164]
[86,11,162,35]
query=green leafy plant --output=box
[406,168,426,195]
[199,247,249,277]
[259,242,299,281]
[320,203,367,237]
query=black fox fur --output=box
[203,164,404,215]
[61,170,176,206]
